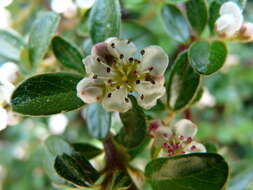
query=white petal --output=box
[0,62,19,83]
[138,46,169,76]
[76,78,104,104]
[49,114,68,135]
[51,0,73,13]
[153,126,173,147]
[76,0,96,9]
[135,81,165,109]
[102,87,132,112]
[7,111,20,126]
[174,119,197,139]
[0,107,8,131]
[0,81,15,104]
[183,141,206,153]
[83,55,113,78]
[220,2,242,17]
[106,38,137,62]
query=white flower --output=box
[153,126,173,147]
[0,0,13,7]
[174,119,197,140]
[0,7,11,29]
[51,0,77,18]
[76,0,96,9]
[239,22,253,42]
[196,88,216,109]
[0,107,8,131]
[0,62,19,83]
[0,80,15,105]
[215,1,243,37]
[48,114,68,134]
[77,38,169,112]
[183,141,206,153]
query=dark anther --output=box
[120,54,124,59]
[128,57,134,62]
[107,93,112,98]
[151,80,156,84]
[93,75,98,79]
[141,94,144,100]
[137,60,141,64]
[125,98,129,103]
[111,43,115,48]
[107,67,111,73]
[141,49,145,55]
[127,40,131,44]
[97,57,101,62]
[116,86,120,89]
[108,79,112,83]
[149,67,154,71]
[136,80,140,84]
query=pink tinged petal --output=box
[174,119,197,139]
[153,126,173,147]
[102,87,132,112]
[138,46,169,76]
[0,107,8,131]
[83,55,114,78]
[106,38,137,62]
[220,2,242,18]
[76,78,104,104]
[135,81,165,109]
[183,141,206,153]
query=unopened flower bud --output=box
[239,22,253,42]
[174,119,197,139]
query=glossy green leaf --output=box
[52,36,85,74]
[11,72,84,116]
[209,1,222,34]
[71,143,102,159]
[161,4,190,43]
[116,96,147,149]
[186,0,208,35]
[43,136,75,187]
[86,103,111,140]
[0,30,25,62]
[189,40,227,75]
[145,153,229,190]
[166,51,200,111]
[54,152,99,187]
[191,87,204,105]
[28,12,60,67]
[88,0,121,43]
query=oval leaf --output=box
[209,1,222,34]
[189,40,227,75]
[52,36,85,74]
[11,72,84,116]
[28,12,60,67]
[186,0,208,35]
[54,152,99,187]
[71,143,102,159]
[145,153,229,190]
[88,0,121,43]
[166,51,200,111]
[0,30,25,62]
[115,96,147,149]
[86,103,111,140]
[161,4,190,43]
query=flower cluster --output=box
[215,1,253,42]
[77,38,169,112]
[0,62,20,131]
[150,119,206,157]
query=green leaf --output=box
[11,72,84,116]
[189,40,227,75]
[209,1,222,34]
[191,86,204,105]
[54,152,99,187]
[86,103,111,140]
[28,12,60,67]
[145,153,229,190]
[164,0,188,2]
[88,0,121,43]
[186,0,208,35]
[121,21,157,50]
[42,136,75,187]
[115,96,147,149]
[71,143,102,159]
[166,51,200,111]
[161,4,190,43]
[0,30,25,62]
[52,36,85,74]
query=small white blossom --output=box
[0,62,19,83]
[150,119,206,157]
[0,7,11,29]
[51,0,77,18]
[0,80,15,105]
[0,0,13,7]
[239,22,253,42]
[77,38,169,112]
[76,0,96,9]
[48,114,68,134]
[215,1,243,37]
[0,107,8,131]
[196,88,216,109]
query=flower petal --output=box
[106,38,137,62]
[153,126,173,147]
[76,78,104,104]
[174,119,197,139]
[0,81,15,104]
[183,141,206,153]
[102,87,132,112]
[83,55,114,78]
[220,2,242,18]
[138,46,169,76]
[0,62,19,83]
[135,81,165,109]
[0,107,8,131]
